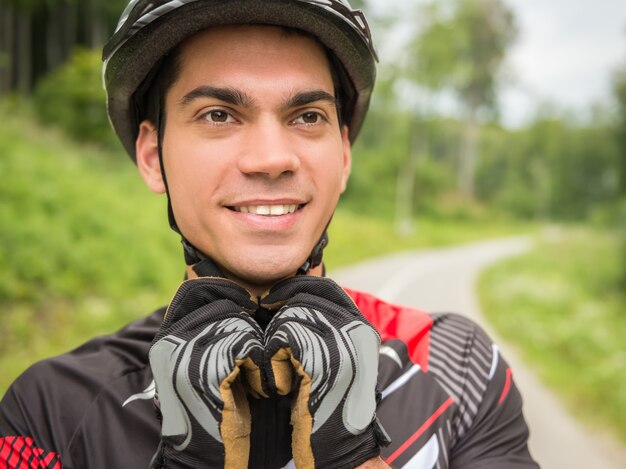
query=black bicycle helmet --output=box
[102,0,378,160]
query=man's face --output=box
[137,25,351,293]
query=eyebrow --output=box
[179,86,253,107]
[179,86,336,110]
[285,90,337,109]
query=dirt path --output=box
[331,237,626,468]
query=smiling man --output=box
[136,25,351,293]
[0,1,539,468]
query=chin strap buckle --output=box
[297,230,329,275]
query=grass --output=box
[0,103,531,396]
[478,228,626,443]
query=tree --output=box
[0,0,127,96]
[613,65,626,197]
[612,63,626,289]
[406,0,517,198]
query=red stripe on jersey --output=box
[42,454,57,467]
[9,437,24,469]
[7,449,19,469]
[21,442,34,469]
[0,436,13,468]
[385,396,455,464]
[0,437,62,469]
[345,288,433,371]
[498,368,513,405]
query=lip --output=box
[227,198,307,208]
[225,199,307,231]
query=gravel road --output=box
[331,236,626,469]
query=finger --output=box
[164,278,256,325]
[237,357,268,398]
[289,356,315,469]
[269,347,295,396]
[220,368,251,469]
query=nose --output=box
[237,118,301,178]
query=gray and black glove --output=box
[263,277,389,469]
[149,278,266,469]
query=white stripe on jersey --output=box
[382,364,421,400]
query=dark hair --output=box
[140,26,347,135]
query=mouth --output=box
[228,204,303,216]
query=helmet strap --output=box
[156,100,205,266]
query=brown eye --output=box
[209,110,228,122]
[294,111,324,126]
[302,112,319,124]
[201,109,236,125]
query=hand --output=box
[263,277,389,469]
[149,278,266,469]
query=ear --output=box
[339,125,352,193]
[136,120,166,194]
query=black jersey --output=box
[0,287,538,468]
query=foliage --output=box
[393,0,518,197]
[479,229,626,443]
[346,91,467,221]
[33,47,119,148]
[408,0,517,113]
[349,92,622,224]
[477,117,621,220]
[0,104,182,394]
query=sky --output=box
[501,0,626,125]
[369,0,626,126]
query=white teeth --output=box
[234,204,299,216]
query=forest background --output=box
[1,0,625,447]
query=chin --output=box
[243,262,300,283]
[225,253,306,289]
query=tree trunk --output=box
[395,116,422,236]
[91,8,108,47]
[85,0,106,47]
[46,3,64,71]
[531,158,550,220]
[16,9,32,94]
[458,105,479,198]
[0,5,14,95]
[63,0,78,58]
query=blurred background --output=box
[0,0,625,461]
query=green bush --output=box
[479,229,626,442]
[0,105,183,396]
[33,48,119,148]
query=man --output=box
[0,1,539,468]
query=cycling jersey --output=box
[0,287,538,468]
